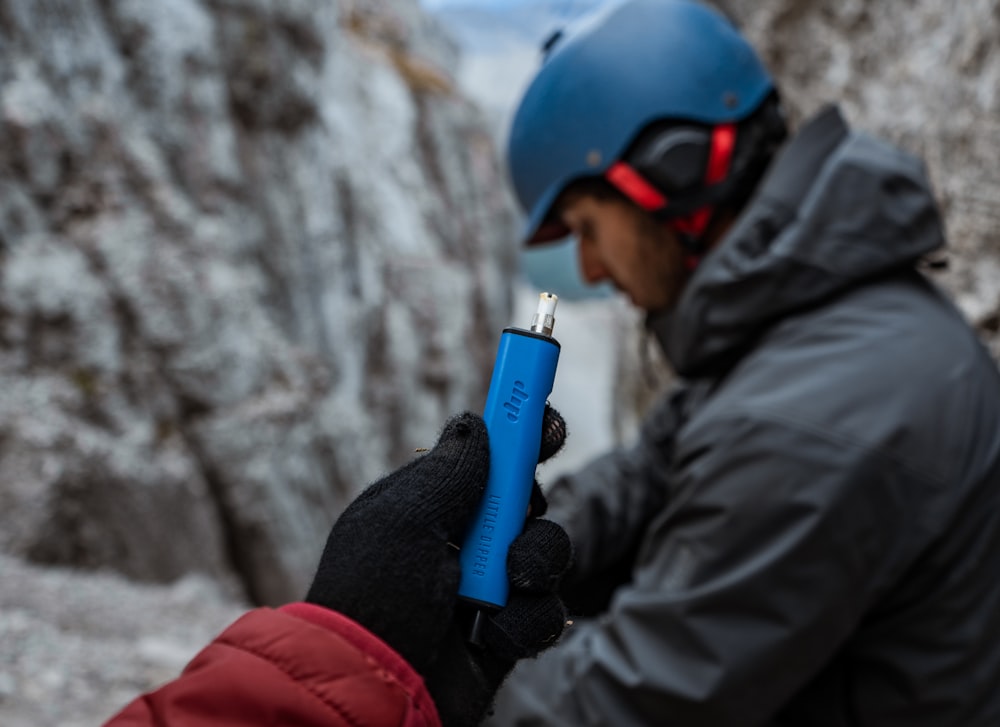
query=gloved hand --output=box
[306,408,572,727]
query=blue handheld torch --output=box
[458,292,561,645]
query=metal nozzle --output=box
[530,292,558,337]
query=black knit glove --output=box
[306,409,572,726]
[423,512,571,727]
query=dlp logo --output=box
[504,380,529,422]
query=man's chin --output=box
[622,291,644,310]
[615,286,641,309]
[640,297,680,317]
[618,287,674,314]
[640,284,690,314]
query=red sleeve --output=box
[105,604,441,727]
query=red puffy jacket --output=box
[105,603,441,727]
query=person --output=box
[484,1,1000,725]
[105,412,572,727]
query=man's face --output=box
[560,194,690,312]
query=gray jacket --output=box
[489,107,1000,726]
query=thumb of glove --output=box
[368,412,491,542]
[306,412,490,672]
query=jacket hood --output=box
[649,106,947,377]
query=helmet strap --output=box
[605,161,667,210]
[605,123,737,268]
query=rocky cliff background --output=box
[0,0,519,722]
[0,1,998,725]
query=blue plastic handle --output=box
[458,327,560,608]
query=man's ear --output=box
[623,123,713,196]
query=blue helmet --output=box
[508,0,776,244]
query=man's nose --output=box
[577,240,608,284]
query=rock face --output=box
[0,554,244,726]
[0,0,518,609]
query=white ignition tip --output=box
[537,292,558,318]
[530,292,558,336]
